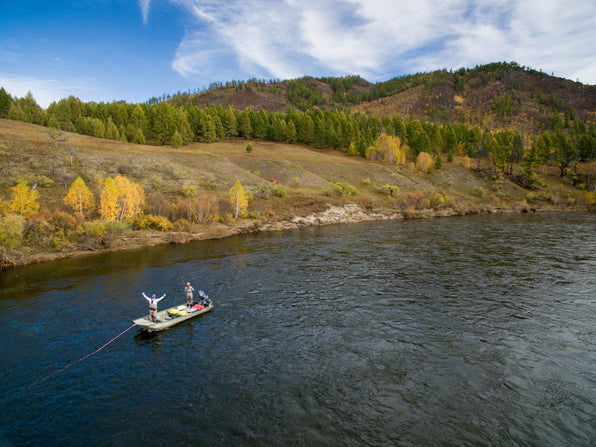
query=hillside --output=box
[0,119,591,268]
[172,63,596,138]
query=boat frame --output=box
[133,302,213,332]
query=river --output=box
[0,212,595,446]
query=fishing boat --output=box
[133,301,213,332]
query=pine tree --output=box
[0,87,13,118]
[286,120,297,143]
[133,128,146,144]
[105,117,120,140]
[202,116,217,142]
[299,114,315,144]
[238,110,253,139]
[434,153,443,170]
[152,101,174,144]
[223,107,238,137]
[171,130,183,148]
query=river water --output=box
[0,213,595,446]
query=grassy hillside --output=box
[0,119,591,267]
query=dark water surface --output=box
[1,213,595,446]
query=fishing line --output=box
[28,323,138,389]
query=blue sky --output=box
[1,0,595,108]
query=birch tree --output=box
[228,180,248,219]
[64,176,95,216]
[10,181,39,215]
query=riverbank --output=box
[1,120,593,269]
[4,201,587,269]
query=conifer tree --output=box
[0,87,12,118]
[171,130,182,147]
[286,120,297,143]
[223,107,238,137]
[152,101,174,144]
[202,116,217,142]
[133,128,146,144]
[238,110,253,139]
[299,114,315,144]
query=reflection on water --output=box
[1,212,595,446]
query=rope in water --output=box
[29,323,138,389]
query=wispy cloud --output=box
[170,0,596,84]
[139,0,151,24]
[0,75,90,108]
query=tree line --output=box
[1,84,595,188]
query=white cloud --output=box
[0,75,90,108]
[170,0,596,84]
[139,0,151,24]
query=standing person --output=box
[185,282,195,307]
[143,292,165,322]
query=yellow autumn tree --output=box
[228,180,248,219]
[10,180,39,215]
[367,134,406,165]
[461,155,471,169]
[100,177,119,221]
[64,176,95,216]
[416,152,433,173]
[114,175,144,221]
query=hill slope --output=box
[173,63,596,137]
[0,119,591,267]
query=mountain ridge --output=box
[167,62,596,138]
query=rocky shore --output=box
[1,202,586,269]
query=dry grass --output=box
[0,119,588,223]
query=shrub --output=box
[246,143,253,153]
[0,214,25,251]
[474,186,486,198]
[182,184,197,198]
[272,185,288,198]
[398,191,430,210]
[174,219,192,231]
[381,184,399,196]
[134,214,173,232]
[177,193,219,223]
[78,220,130,248]
[415,152,433,173]
[430,192,446,209]
[331,182,358,197]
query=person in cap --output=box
[142,292,165,322]
[184,282,195,307]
